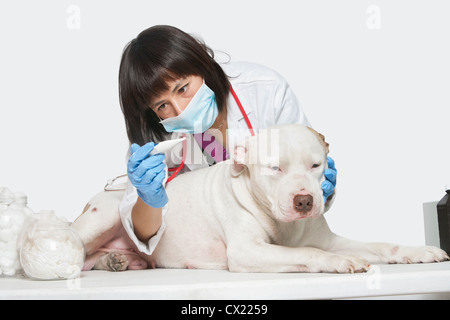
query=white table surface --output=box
[1,262,450,300]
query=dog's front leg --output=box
[326,236,449,264]
[226,241,370,273]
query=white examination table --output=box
[1,261,449,300]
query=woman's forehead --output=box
[149,77,189,108]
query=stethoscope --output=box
[105,85,254,190]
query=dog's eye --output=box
[312,163,321,169]
[270,166,281,172]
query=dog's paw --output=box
[330,255,371,274]
[385,245,449,264]
[93,251,129,272]
[106,252,129,272]
[309,254,370,274]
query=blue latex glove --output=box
[127,142,168,208]
[322,156,337,204]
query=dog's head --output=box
[231,124,331,222]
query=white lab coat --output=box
[119,61,311,255]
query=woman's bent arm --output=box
[131,197,163,243]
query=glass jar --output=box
[11,192,34,217]
[0,188,27,277]
[20,210,85,280]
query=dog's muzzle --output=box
[293,194,313,214]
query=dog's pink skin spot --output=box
[128,257,148,270]
[391,246,399,255]
[92,207,97,212]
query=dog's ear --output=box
[307,127,329,155]
[317,132,329,155]
[231,144,248,177]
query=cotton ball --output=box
[64,265,82,279]
[1,266,17,276]
[0,256,15,268]
[0,228,15,242]
[0,215,12,229]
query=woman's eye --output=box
[312,163,321,169]
[158,103,168,113]
[178,84,188,94]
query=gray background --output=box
[1,0,449,246]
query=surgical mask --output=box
[159,82,219,134]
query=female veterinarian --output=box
[118,25,337,254]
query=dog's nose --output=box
[293,194,313,214]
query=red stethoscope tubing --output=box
[166,85,253,184]
[230,86,255,137]
[166,134,187,183]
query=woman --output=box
[118,25,337,255]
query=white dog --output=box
[72,124,449,273]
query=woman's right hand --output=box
[127,142,168,208]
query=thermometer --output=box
[150,137,186,155]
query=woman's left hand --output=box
[322,156,337,204]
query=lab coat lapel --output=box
[226,89,257,154]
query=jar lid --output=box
[0,187,14,204]
[13,192,27,200]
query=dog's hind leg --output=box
[72,190,125,255]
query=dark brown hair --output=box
[119,25,230,145]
